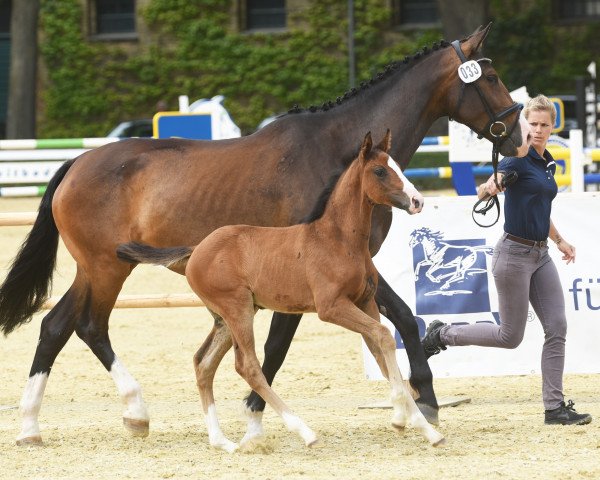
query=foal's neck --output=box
[314,160,374,248]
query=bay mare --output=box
[0,25,530,445]
[116,131,444,451]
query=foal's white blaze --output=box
[17,372,48,442]
[205,404,238,453]
[387,155,424,214]
[281,411,318,446]
[109,357,149,422]
[240,408,265,445]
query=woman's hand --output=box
[477,173,505,199]
[557,239,576,264]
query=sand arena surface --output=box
[1,197,599,480]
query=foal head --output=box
[358,131,424,215]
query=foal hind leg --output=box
[224,307,317,447]
[244,312,303,439]
[16,287,83,445]
[193,312,236,452]
[73,266,149,437]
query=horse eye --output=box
[486,75,498,84]
[374,166,387,178]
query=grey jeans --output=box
[440,232,567,410]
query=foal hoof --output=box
[123,417,149,438]
[416,400,439,426]
[16,435,43,446]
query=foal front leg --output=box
[375,274,439,424]
[319,299,444,446]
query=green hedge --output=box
[38,0,599,138]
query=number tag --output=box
[457,60,482,83]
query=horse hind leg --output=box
[16,288,83,445]
[194,311,237,453]
[73,267,150,437]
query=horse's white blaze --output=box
[205,404,238,452]
[387,155,424,214]
[281,411,317,446]
[109,357,149,421]
[516,115,532,157]
[240,408,264,445]
[17,372,48,441]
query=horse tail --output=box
[0,159,75,336]
[116,242,193,269]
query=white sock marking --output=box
[17,372,48,441]
[110,357,149,421]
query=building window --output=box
[0,0,11,37]
[94,0,136,36]
[245,0,286,31]
[556,0,600,19]
[393,0,439,26]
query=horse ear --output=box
[359,131,373,161]
[462,22,492,57]
[376,129,392,153]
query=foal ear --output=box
[376,129,392,153]
[462,22,491,56]
[359,131,373,161]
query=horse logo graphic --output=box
[409,227,493,315]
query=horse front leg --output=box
[375,274,439,425]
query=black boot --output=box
[421,320,447,359]
[544,400,592,425]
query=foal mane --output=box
[286,38,455,116]
[300,147,382,224]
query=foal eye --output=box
[374,166,387,178]
[486,75,498,84]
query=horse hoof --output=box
[16,435,43,446]
[306,437,319,448]
[123,417,149,437]
[431,436,446,447]
[391,422,406,431]
[416,400,439,426]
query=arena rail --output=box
[0,135,599,197]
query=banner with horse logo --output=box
[366,192,600,379]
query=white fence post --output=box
[569,129,585,193]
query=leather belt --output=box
[506,233,547,248]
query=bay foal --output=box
[117,131,443,451]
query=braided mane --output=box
[287,39,454,115]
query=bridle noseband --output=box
[450,39,523,190]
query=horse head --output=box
[409,227,442,248]
[359,130,424,215]
[440,24,531,158]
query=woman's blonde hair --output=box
[524,94,556,125]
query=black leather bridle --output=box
[450,39,523,190]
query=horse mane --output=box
[286,38,454,116]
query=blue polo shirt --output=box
[498,146,558,241]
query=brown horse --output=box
[116,131,444,451]
[0,25,530,445]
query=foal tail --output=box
[116,242,193,270]
[0,159,74,336]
